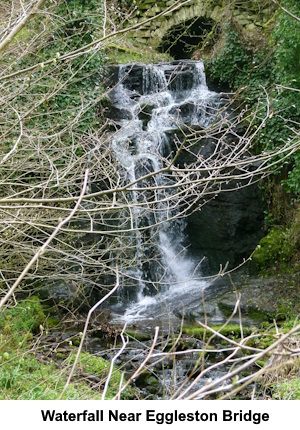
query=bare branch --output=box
[0,169,89,309]
[0,0,47,54]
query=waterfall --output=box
[108,61,221,323]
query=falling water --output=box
[108,61,221,323]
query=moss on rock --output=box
[183,323,252,340]
[252,212,299,273]
[0,296,45,339]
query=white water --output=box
[109,61,220,323]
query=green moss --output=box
[0,298,135,400]
[183,323,251,340]
[105,39,171,64]
[272,377,300,400]
[125,329,152,341]
[253,222,299,273]
[46,317,61,329]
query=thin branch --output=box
[0,0,47,54]
[0,169,90,310]
[272,0,300,22]
[59,267,120,399]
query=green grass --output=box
[0,296,45,335]
[0,297,135,400]
[0,351,103,400]
[271,377,300,400]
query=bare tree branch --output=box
[0,169,89,309]
[0,0,47,54]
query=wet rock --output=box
[125,328,153,342]
[185,183,266,274]
[217,275,299,322]
[186,273,300,324]
[36,279,100,313]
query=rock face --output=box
[185,185,266,273]
[183,272,300,325]
[170,125,266,274]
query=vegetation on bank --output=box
[204,0,299,276]
[182,316,300,400]
[0,297,134,399]
[205,0,299,199]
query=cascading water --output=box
[108,61,221,324]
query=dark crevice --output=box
[158,17,216,59]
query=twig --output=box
[0,169,90,310]
[0,0,47,54]
[112,326,160,400]
[59,268,120,399]
[102,323,128,400]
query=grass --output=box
[0,297,135,400]
[271,377,300,400]
[0,351,103,400]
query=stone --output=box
[210,5,222,21]
[138,103,156,128]
[37,279,95,312]
[246,23,257,31]
[130,0,275,51]
[186,184,265,274]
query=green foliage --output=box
[43,0,104,129]
[0,297,135,399]
[206,7,300,197]
[273,1,300,84]
[206,27,253,90]
[272,1,300,197]
[9,0,105,138]
[253,223,299,273]
[284,154,300,196]
[272,376,300,400]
